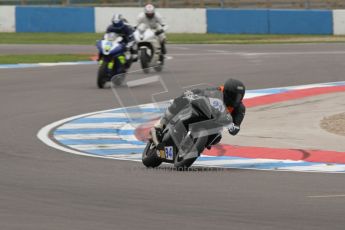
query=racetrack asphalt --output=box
[0,43,345,230]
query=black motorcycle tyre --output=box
[174,133,208,170]
[140,47,150,74]
[97,62,108,89]
[142,142,162,168]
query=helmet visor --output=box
[224,92,244,107]
[113,20,124,29]
[145,12,154,18]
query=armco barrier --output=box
[0,6,15,32]
[207,9,269,34]
[16,6,95,32]
[269,9,333,34]
[333,10,345,35]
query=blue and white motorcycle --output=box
[96,33,129,88]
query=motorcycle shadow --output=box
[142,165,238,173]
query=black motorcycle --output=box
[142,90,232,169]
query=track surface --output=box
[1,44,345,230]
[226,92,345,152]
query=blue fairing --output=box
[96,40,102,52]
[97,40,125,56]
[109,44,125,56]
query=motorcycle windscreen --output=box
[190,98,213,119]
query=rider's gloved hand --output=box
[126,41,134,50]
[155,29,164,36]
[228,123,240,136]
[191,88,202,94]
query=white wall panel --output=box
[333,10,345,35]
[95,7,206,33]
[0,6,15,32]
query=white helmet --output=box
[144,4,155,19]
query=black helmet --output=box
[223,78,245,107]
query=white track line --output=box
[59,123,137,129]
[72,144,144,151]
[37,108,121,159]
[55,134,138,141]
[89,113,160,119]
[307,194,345,198]
[169,51,345,56]
[282,164,345,172]
[195,158,285,166]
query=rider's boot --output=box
[124,59,132,70]
[149,119,163,142]
[157,40,166,65]
[132,54,138,62]
[149,125,164,157]
[206,134,222,150]
[131,47,138,62]
[161,40,167,55]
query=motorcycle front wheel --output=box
[174,133,208,170]
[97,63,108,89]
[174,156,197,170]
[142,142,162,168]
[140,47,150,74]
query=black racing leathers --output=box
[105,23,134,45]
[160,87,246,130]
[230,102,246,127]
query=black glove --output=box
[228,123,240,136]
[125,41,134,50]
[191,88,202,94]
[155,29,164,36]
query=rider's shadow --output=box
[140,165,238,172]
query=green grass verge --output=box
[0,33,100,45]
[0,54,93,64]
[168,34,345,44]
[1,33,345,45]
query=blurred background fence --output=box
[1,0,345,9]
